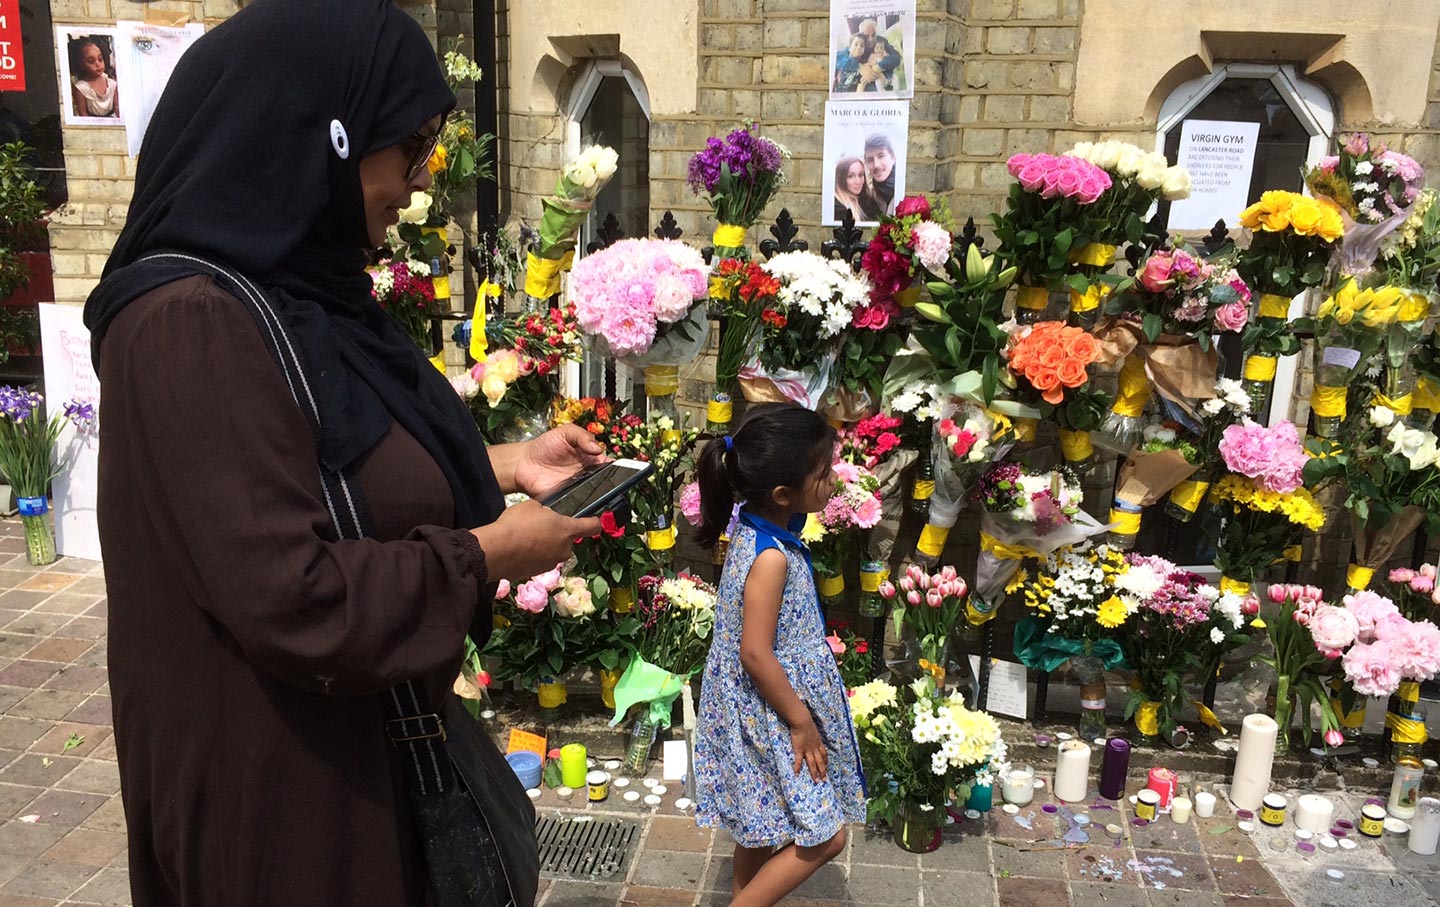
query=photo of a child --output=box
[828,6,914,100]
[58,30,123,125]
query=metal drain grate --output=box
[535,816,641,881]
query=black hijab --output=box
[85,0,504,532]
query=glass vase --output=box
[1164,479,1211,523]
[909,442,935,517]
[625,716,658,774]
[894,800,945,853]
[1310,332,1356,438]
[705,389,734,434]
[1014,285,1050,325]
[1072,654,1107,742]
[643,365,682,444]
[495,409,551,444]
[857,560,888,618]
[21,513,54,567]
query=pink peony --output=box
[1415,575,1436,594]
[1343,590,1402,643]
[1391,568,1417,583]
[1390,619,1440,679]
[1308,604,1359,654]
[679,481,703,525]
[1218,420,1307,494]
[514,579,551,613]
[911,221,953,272]
[494,579,512,600]
[895,195,932,218]
[1343,640,1404,697]
[1214,301,1249,332]
[826,634,846,656]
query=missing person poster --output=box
[1167,120,1260,231]
[822,100,908,226]
[116,21,205,157]
[56,26,122,126]
[828,0,916,100]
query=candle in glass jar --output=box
[1229,714,1278,812]
[1389,758,1425,820]
[1409,797,1440,855]
[1055,740,1092,803]
[1002,765,1036,806]
[1194,791,1216,819]
[1171,796,1193,824]
[1098,738,1130,800]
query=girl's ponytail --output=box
[694,436,735,550]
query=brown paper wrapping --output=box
[823,386,879,424]
[1092,318,1218,420]
[1113,448,1199,506]
[864,449,919,565]
[1351,505,1428,570]
[739,375,792,405]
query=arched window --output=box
[562,61,651,399]
[1156,63,1336,428]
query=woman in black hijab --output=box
[85,1,600,903]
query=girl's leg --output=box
[731,843,775,900]
[730,827,847,907]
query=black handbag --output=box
[139,253,540,906]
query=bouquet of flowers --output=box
[861,194,956,310]
[482,568,600,706]
[570,238,710,366]
[707,258,780,430]
[1303,404,1440,591]
[1062,141,1191,325]
[687,122,789,260]
[570,507,655,615]
[826,621,873,688]
[1209,420,1325,593]
[1012,542,1134,674]
[550,396,625,446]
[525,145,619,305]
[608,412,701,553]
[1299,278,1415,435]
[370,259,436,351]
[1116,554,1246,741]
[908,400,1014,575]
[878,564,969,684]
[1254,583,1346,749]
[742,251,869,410]
[806,458,883,605]
[849,676,1006,838]
[1305,133,1425,276]
[970,462,1107,617]
[993,152,1112,322]
[1161,378,1253,523]
[1340,588,1440,754]
[1101,423,1201,550]
[1386,565,1440,623]
[453,304,582,442]
[1006,321,1111,470]
[0,389,94,565]
[1234,190,1345,411]
[838,413,916,609]
[610,572,718,728]
[1375,190,1440,406]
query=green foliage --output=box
[0,143,46,304]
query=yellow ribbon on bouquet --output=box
[523,250,574,300]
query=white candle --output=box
[1002,765,1036,806]
[1171,796,1193,824]
[1055,740,1091,803]
[1195,791,1217,818]
[1295,794,1334,834]
[1229,714,1278,812]
[1410,797,1440,855]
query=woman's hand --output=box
[790,714,828,782]
[510,425,609,499]
[470,499,601,582]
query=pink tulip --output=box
[926,589,944,609]
[939,566,958,582]
[919,573,932,590]
[1423,563,1438,580]
[1242,596,1261,616]
[879,581,898,600]
[1391,568,1417,584]
[1324,729,1344,747]
[907,590,923,606]
[1304,585,1324,602]
[1267,585,1288,604]
[899,576,916,593]
[906,563,925,583]
[954,578,969,598]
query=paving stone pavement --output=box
[0,516,1431,906]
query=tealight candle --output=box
[1194,791,1217,819]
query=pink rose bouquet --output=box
[482,565,606,694]
[569,238,711,365]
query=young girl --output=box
[693,404,866,907]
[70,36,119,119]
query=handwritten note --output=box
[968,655,1029,719]
[40,305,100,562]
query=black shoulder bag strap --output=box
[134,252,535,906]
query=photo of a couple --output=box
[832,134,898,221]
[829,11,911,98]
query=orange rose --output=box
[1056,358,1089,388]
[1030,367,1063,404]
[1065,334,1100,363]
[1039,345,1066,369]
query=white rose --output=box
[1136,162,1166,191]
[481,373,508,407]
[1115,148,1146,177]
[591,146,619,181]
[1370,404,1396,427]
[1161,167,1192,200]
[1095,141,1125,170]
[1411,435,1440,471]
[1067,141,1095,162]
[397,191,433,225]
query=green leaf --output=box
[1142,313,1163,342]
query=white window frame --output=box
[1155,63,1336,429]
[561,60,652,400]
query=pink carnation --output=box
[1343,640,1404,697]
[911,220,953,272]
[1308,604,1359,654]
[1343,590,1402,643]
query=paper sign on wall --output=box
[967,655,1029,720]
[1167,119,1261,231]
[116,22,205,157]
[39,304,100,563]
[0,0,26,92]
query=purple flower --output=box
[63,401,96,433]
[0,387,41,424]
[687,124,784,195]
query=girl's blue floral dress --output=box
[694,510,867,848]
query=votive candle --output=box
[1171,796,1193,825]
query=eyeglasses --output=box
[404,113,448,181]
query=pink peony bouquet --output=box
[569,238,711,364]
[1218,420,1308,494]
[1338,589,1440,697]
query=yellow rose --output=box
[427,143,448,175]
[1288,199,1322,235]
[1399,292,1430,323]
[481,373,508,406]
[1316,198,1345,242]
[1261,208,1291,232]
[1238,202,1265,230]
[487,349,522,383]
